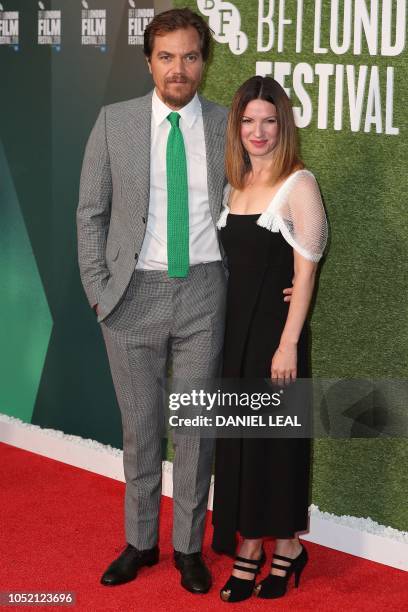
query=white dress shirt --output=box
[136,89,221,270]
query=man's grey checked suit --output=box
[77,90,228,553]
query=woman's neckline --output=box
[228,212,262,217]
[227,168,305,216]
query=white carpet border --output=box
[1,413,406,571]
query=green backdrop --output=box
[1,0,406,532]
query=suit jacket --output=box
[77,90,228,322]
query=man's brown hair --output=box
[144,8,212,61]
[225,76,303,189]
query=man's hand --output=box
[283,286,293,302]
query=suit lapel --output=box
[201,97,226,227]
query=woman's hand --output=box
[271,343,297,384]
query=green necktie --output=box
[166,111,189,278]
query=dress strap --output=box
[216,183,232,229]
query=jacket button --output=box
[135,253,138,260]
[142,217,146,224]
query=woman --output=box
[212,76,328,602]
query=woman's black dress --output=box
[212,213,311,556]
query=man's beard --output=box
[163,78,195,109]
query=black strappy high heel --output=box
[254,543,308,599]
[220,548,266,603]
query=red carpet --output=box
[1,442,406,611]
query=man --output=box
[77,8,227,594]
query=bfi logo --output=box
[81,1,106,49]
[197,0,248,55]
[0,4,19,49]
[38,2,61,47]
[128,5,154,46]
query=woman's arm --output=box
[270,170,327,383]
[271,252,317,383]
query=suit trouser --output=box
[100,262,226,553]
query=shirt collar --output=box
[152,88,201,129]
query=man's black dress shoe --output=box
[100,544,159,586]
[174,550,212,594]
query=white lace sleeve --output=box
[278,170,328,262]
[216,183,232,229]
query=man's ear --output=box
[146,56,152,74]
